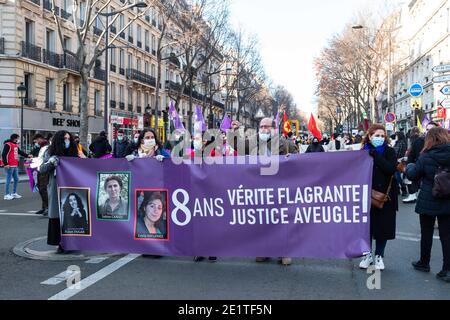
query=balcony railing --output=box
[128,36,133,43]
[27,0,41,6]
[110,64,116,72]
[152,49,156,56]
[166,80,181,92]
[93,26,103,36]
[126,68,156,87]
[93,68,106,81]
[145,46,149,53]
[61,9,72,20]
[137,41,142,48]
[21,41,42,62]
[145,16,150,23]
[110,26,117,34]
[119,102,125,110]
[43,0,59,14]
[43,49,60,68]
[169,54,180,68]
[60,52,80,72]
[214,100,225,110]
[119,67,125,75]
[0,37,4,54]
[120,32,125,39]
[110,100,116,109]
[128,104,133,111]
[137,106,142,114]
[152,20,157,27]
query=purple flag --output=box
[194,105,206,132]
[168,101,177,118]
[422,115,430,129]
[275,111,280,129]
[168,101,185,130]
[57,152,372,259]
[220,113,232,132]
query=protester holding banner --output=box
[40,130,81,253]
[126,129,169,161]
[359,124,398,271]
[89,131,112,158]
[113,130,131,159]
[405,127,450,283]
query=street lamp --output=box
[99,2,148,137]
[17,82,27,148]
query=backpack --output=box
[432,166,450,199]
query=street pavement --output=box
[0,181,449,300]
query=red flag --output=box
[308,113,322,141]
[282,111,291,137]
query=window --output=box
[119,85,124,103]
[45,79,55,109]
[151,95,156,108]
[63,37,71,52]
[128,89,133,110]
[137,25,142,43]
[80,2,86,25]
[110,82,116,101]
[128,54,133,69]
[24,73,33,106]
[119,49,124,69]
[145,30,149,50]
[63,82,72,111]
[145,62,149,75]
[151,34,156,53]
[136,58,141,72]
[119,14,124,31]
[128,20,133,37]
[25,19,34,44]
[151,64,156,77]
[145,92,149,107]
[94,90,101,115]
[110,48,116,68]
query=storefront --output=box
[0,107,104,154]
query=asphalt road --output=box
[0,182,449,300]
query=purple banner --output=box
[56,151,372,259]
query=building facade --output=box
[0,0,231,153]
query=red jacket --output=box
[2,140,28,167]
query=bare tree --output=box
[51,0,152,145]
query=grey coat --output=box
[39,151,60,219]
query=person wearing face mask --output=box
[305,137,325,153]
[40,130,82,253]
[359,124,398,271]
[126,129,170,162]
[124,132,141,156]
[2,134,32,200]
[73,135,88,158]
[29,134,50,215]
[112,130,131,159]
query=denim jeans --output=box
[4,167,19,195]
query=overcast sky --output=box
[229,0,405,115]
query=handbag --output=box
[432,166,450,199]
[371,176,394,210]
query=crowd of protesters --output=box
[2,115,449,282]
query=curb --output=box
[13,236,121,261]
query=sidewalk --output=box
[0,173,29,185]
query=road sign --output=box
[384,112,396,123]
[433,74,450,83]
[440,85,450,95]
[411,97,422,109]
[432,64,450,73]
[440,98,450,108]
[409,83,423,97]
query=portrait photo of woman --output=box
[97,173,130,220]
[60,189,90,236]
[135,191,168,240]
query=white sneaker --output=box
[375,255,385,270]
[403,194,417,203]
[3,194,14,200]
[11,193,22,199]
[359,253,373,269]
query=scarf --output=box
[364,143,386,155]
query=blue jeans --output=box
[4,167,19,195]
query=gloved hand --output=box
[155,155,165,162]
[125,155,136,162]
[49,156,59,166]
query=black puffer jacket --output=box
[406,143,450,216]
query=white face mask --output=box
[193,140,203,150]
[259,132,271,142]
[144,139,156,147]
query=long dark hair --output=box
[139,192,165,227]
[422,127,450,154]
[138,129,163,150]
[48,130,78,157]
[63,193,86,217]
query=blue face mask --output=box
[371,137,385,148]
[64,141,70,149]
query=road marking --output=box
[0,210,6,213]
[85,257,109,264]
[397,231,440,241]
[41,270,77,285]
[0,212,40,217]
[28,211,37,213]
[397,235,420,242]
[48,254,140,300]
